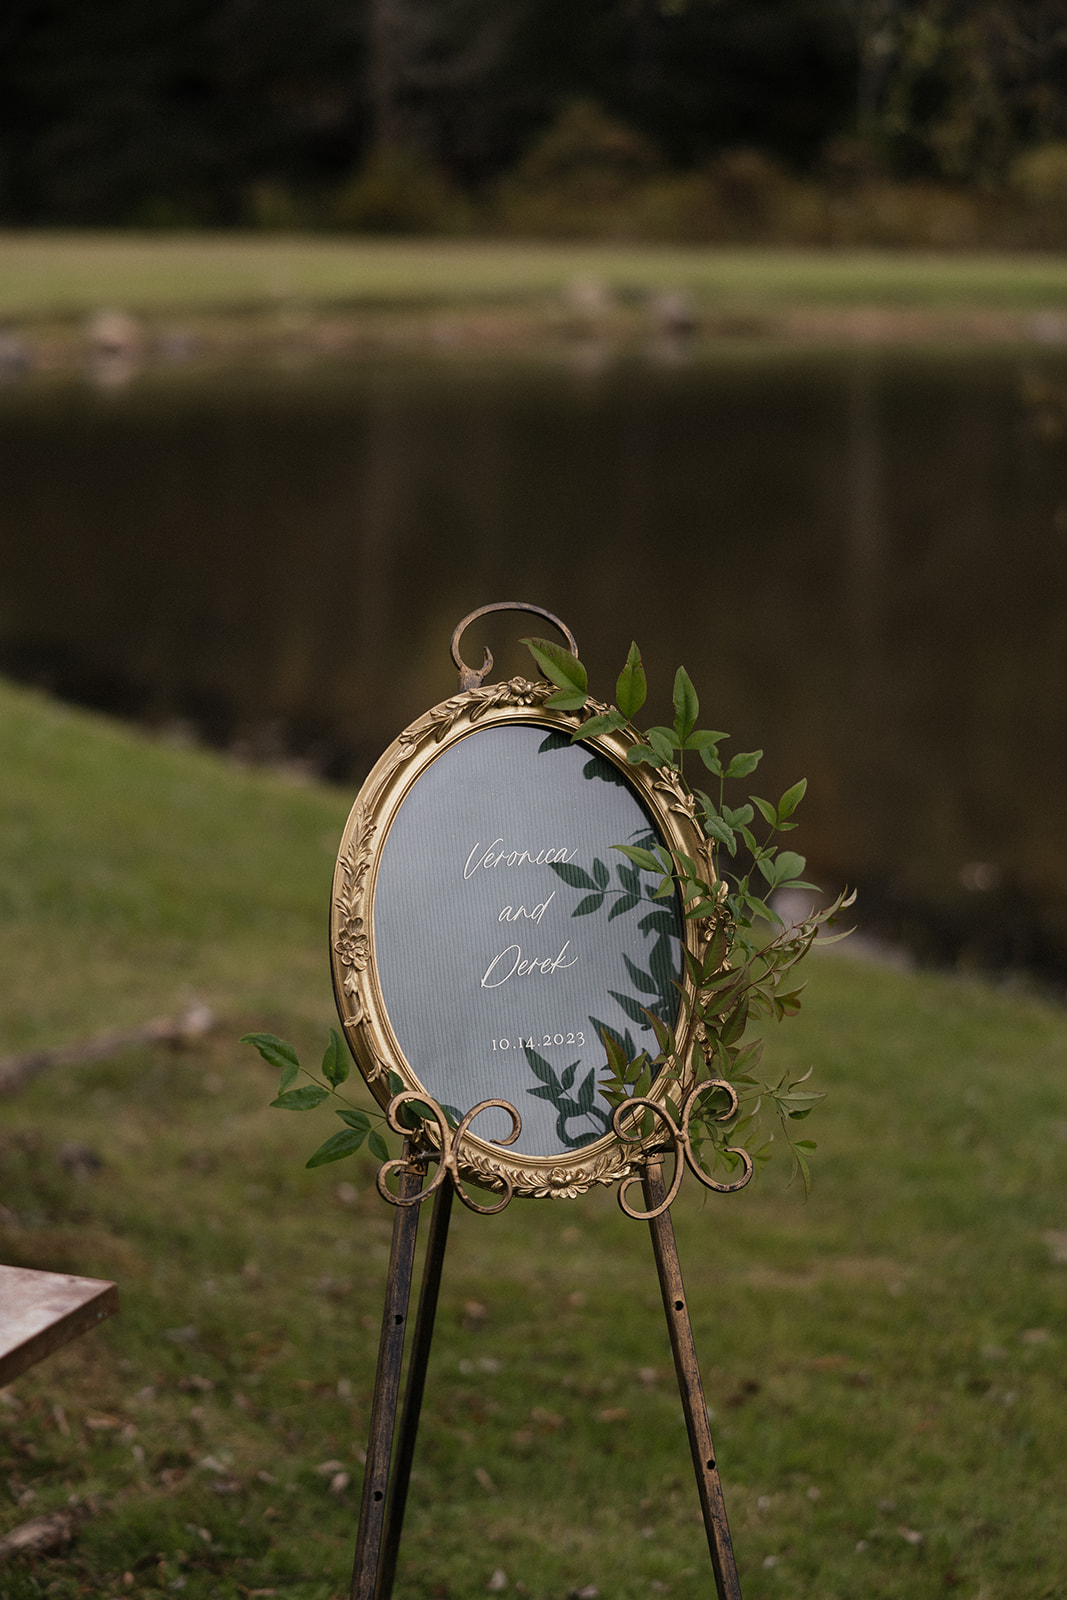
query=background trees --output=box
[0,0,1063,229]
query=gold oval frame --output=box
[330,677,718,1200]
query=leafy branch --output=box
[523,635,854,1195]
[242,1029,429,1168]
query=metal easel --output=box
[349,1130,743,1600]
[346,604,749,1599]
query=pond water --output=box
[2,346,1066,980]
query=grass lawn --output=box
[2,675,1066,1599]
[2,233,1067,324]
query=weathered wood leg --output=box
[350,1148,426,1600]
[377,1170,455,1600]
[642,1160,743,1600]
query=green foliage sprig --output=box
[248,641,849,1195]
[244,1028,461,1168]
[522,635,853,1195]
[243,1028,396,1167]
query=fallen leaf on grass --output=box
[0,1512,72,1559]
[897,1526,924,1546]
[474,1466,495,1493]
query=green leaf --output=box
[600,1028,628,1076]
[573,893,605,917]
[757,854,785,889]
[271,1085,330,1111]
[278,1063,298,1093]
[777,778,807,820]
[751,795,778,827]
[572,711,624,741]
[700,962,746,995]
[368,1131,390,1161]
[703,923,730,974]
[592,857,609,890]
[674,848,701,882]
[739,825,761,856]
[720,997,749,1046]
[789,1142,813,1199]
[306,1128,367,1167]
[774,1090,826,1112]
[672,666,699,742]
[397,1098,437,1130]
[684,729,728,752]
[647,727,677,762]
[336,1108,371,1132]
[241,1032,300,1073]
[743,894,780,924]
[686,898,722,919]
[774,851,807,882]
[614,844,660,872]
[521,637,588,703]
[699,746,724,776]
[545,685,589,711]
[726,749,763,779]
[626,744,671,768]
[616,642,647,720]
[702,812,735,851]
[321,1028,349,1088]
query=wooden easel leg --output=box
[350,1147,426,1600]
[377,1170,455,1600]
[642,1160,743,1600]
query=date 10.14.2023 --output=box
[491,1030,587,1051]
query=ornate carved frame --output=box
[330,676,719,1201]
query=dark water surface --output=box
[2,347,1066,978]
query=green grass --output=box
[2,675,1067,1599]
[2,233,1067,322]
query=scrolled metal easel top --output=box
[376,1083,753,1220]
[450,601,578,690]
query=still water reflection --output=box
[2,348,1066,977]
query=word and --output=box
[480,940,578,989]
[497,891,555,924]
[492,1030,586,1051]
[463,839,576,881]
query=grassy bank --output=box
[2,676,1067,1599]
[4,235,1067,319]
[2,235,1067,365]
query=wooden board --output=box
[0,1265,118,1386]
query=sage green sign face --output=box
[372,723,683,1158]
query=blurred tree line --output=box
[1,0,1065,237]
